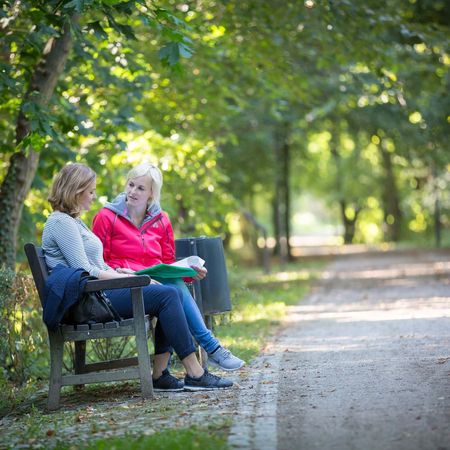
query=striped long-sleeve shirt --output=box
[42,211,112,278]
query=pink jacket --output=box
[92,193,176,272]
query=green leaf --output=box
[63,0,84,13]
[87,21,109,40]
[105,13,137,40]
[179,42,194,58]
[155,8,186,27]
[158,42,180,66]
[102,0,124,5]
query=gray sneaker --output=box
[207,347,245,371]
[184,368,233,391]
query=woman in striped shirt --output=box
[42,163,232,392]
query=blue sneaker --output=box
[153,369,184,392]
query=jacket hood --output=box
[105,192,162,224]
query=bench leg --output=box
[74,341,86,391]
[131,287,154,399]
[47,332,64,410]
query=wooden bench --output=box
[24,243,154,410]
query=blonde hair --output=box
[48,163,96,217]
[127,163,163,206]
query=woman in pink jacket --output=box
[92,163,244,371]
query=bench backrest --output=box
[24,243,49,307]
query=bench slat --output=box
[62,367,141,385]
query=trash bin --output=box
[175,236,232,315]
[175,237,203,312]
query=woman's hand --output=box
[101,269,136,279]
[191,265,207,281]
[115,267,135,274]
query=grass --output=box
[212,260,323,363]
[80,426,229,450]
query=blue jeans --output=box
[105,283,196,360]
[155,278,220,354]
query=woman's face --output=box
[126,176,152,209]
[78,180,97,212]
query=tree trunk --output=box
[272,190,281,257]
[432,165,442,248]
[338,200,361,244]
[280,122,293,261]
[0,17,76,269]
[380,142,402,242]
[272,121,291,264]
[241,207,270,273]
[434,192,441,248]
[330,136,360,244]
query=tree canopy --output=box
[1,0,449,268]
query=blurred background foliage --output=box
[1,0,448,268]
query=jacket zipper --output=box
[140,214,163,251]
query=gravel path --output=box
[229,249,450,450]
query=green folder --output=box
[134,264,197,278]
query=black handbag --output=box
[63,290,122,325]
[63,275,122,325]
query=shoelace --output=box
[203,369,221,381]
[219,348,231,358]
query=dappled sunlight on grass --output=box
[232,301,286,323]
[212,261,325,362]
[258,269,313,283]
[217,330,271,363]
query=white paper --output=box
[171,255,205,268]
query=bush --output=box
[0,269,49,386]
